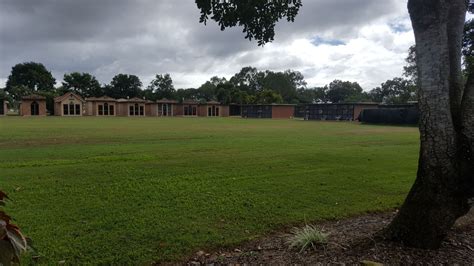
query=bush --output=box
[286,224,329,252]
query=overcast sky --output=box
[0,0,417,90]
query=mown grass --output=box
[0,117,419,264]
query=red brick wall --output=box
[20,100,47,116]
[272,106,294,119]
[220,105,229,117]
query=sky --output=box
[0,0,416,91]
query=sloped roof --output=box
[157,98,178,104]
[85,96,117,102]
[116,97,147,103]
[54,92,85,103]
[22,94,46,100]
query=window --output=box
[134,104,139,116]
[98,105,103,115]
[75,104,80,115]
[109,105,114,115]
[69,103,75,115]
[208,107,212,116]
[63,104,68,115]
[184,106,189,116]
[0,100,4,115]
[129,105,134,116]
[192,106,197,116]
[104,103,109,115]
[31,101,39,116]
[216,107,219,116]
[139,105,144,116]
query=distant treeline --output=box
[1,59,418,111]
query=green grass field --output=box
[0,117,419,264]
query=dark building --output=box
[295,103,379,121]
[241,104,295,119]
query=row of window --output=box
[98,103,115,116]
[63,103,81,116]
[129,104,145,116]
[208,106,220,117]
[184,105,197,116]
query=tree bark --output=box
[384,0,472,249]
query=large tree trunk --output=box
[384,0,473,248]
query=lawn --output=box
[0,117,419,264]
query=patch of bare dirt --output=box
[186,209,474,265]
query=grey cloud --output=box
[0,0,411,89]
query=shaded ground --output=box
[187,209,474,265]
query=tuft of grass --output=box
[287,225,329,252]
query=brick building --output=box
[116,98,147,117]
[84,96,117,116]
[54,92,85,116]
[20,95,47,116]
[157,99,179,117]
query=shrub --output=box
[286,224,329,252]
[0,190,28,265]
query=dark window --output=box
[104,103,109,115]
[69,103,75,115]
[192,106,196,116]
[163,104,168,116]
[110,105,114,115]
[129,105,134,115]
[98,105,103,115]
[216,107,219,116]
[139,105,144,116]
[31,101,39,116]
[63,104,68,115]
[134,104,139,116]
[0,100,4,115]
[208,107,212,116]
[75,104,80,115]
[184,106,189,116]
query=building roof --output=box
[85,96,117,102]
[182,99,200,105]
[54,92,85,103]
[22,94,46,100]
[206,100,221,105]
[116,97,147,103]
[303,102,379,106]
[241,103,297,106]
[157,98,178,104]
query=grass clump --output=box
[287,225,329,252]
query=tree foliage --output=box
[148,73,176,100]
[369,77,417,104]
[5,62,56,101]
[196,0,302,46]
[106,74,142,99]
[62,72,103,98]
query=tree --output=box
[403,45,418,84]
[106,74,142,99]
[297,87,326,103]
[370,77,417,104]
[148,73,176,100]
[463,19,474,71]
[5,62,56,101]
[195,0,474,248]
[325,80,365,103]
[62,72,103,98]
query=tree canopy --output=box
[196,0,302,46]
[5,62,56,101]
[106,74,142,99]
[62,72,103,98]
